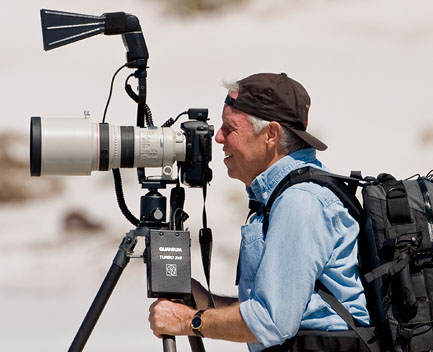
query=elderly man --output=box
[149,73,370,351]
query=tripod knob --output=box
[141,190,166,223]
[151,208,164,221]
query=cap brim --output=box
[289,127,328,151]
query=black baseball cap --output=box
[225,72,327,151]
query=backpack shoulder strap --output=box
[315,281,379,352]
[262,166,363,234]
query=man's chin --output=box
[225,166,235,178]
[224,159,242,180]
[226,168,241,182]
[223,157,232,170]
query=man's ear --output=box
[266,121,283,148]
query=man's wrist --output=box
[190,309,206,337]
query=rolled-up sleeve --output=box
[239,186,338,348]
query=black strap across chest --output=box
[249,166,363,234]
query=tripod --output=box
[68,180,206,352]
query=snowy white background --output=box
[1,0,433,351]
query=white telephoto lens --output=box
[30,117,186,176]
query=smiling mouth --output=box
[224,151,233,159]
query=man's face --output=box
[215,91,268,186]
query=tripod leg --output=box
[188,336,205,351]
[68,231,137,352]
[163,335,177,352]
[68,263,125,352]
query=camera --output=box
[31,9,213,188]
[30,112,213,187]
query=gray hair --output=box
[222,80,306,154]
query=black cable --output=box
[144,103,154,127]
[102,63,129,123]
[112,168,140,226]
[125,73,139,103]
[124,73,153,128]
[161,111,188,128]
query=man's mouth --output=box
[224,151,233,159]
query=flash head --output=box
[40,9,149,66]
[41,9,140,50]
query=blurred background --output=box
[1,0,433,351]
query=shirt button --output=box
[263,191,268,199]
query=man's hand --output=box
[148,297,258,343]
[148,298,195,338]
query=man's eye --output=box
[221,126,231,135]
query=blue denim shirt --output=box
[238,148,370,352]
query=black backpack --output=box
[251,166,433,352]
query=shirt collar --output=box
[246,148,322,205]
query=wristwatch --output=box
[191,309,206,337]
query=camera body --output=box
[179,119,214,187]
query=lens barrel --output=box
[30,117,186,176]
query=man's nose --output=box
[215,128,224,144]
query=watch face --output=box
[191,316,202,329]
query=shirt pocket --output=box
[240,223,265,281]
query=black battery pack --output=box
[146,229,191,299]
